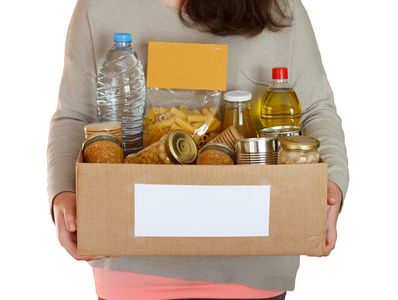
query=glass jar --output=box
[82,134,124,163]
[124,130,197,164]
[279,136,320,164]
[221,90,257,138]
[197,143,235,165]
[84,121,123,141]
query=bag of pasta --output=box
[145,41,228,148]
[143,88,223,148]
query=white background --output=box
[0,0,397,299]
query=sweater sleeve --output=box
[47,0,97,216]
[288,0,349,199]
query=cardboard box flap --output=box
[147,42,228,91]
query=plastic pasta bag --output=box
[143,88,223,148]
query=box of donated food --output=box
[76,152,328,257]
[76,42,328,257]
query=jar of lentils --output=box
[279,136,320,164]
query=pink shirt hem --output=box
[93,267,284,300]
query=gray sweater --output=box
[47,0,349,291]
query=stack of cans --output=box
[258,126,302,150]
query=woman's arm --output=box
[47,0,97,217]
[288,0,349,255]
[289,0,349,198]
[48,0,97,259]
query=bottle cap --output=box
[113,33,133,43]
[272,67,288,80]
[223,90,252,102]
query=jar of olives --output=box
[279,136,320,164]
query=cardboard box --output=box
[77,42,328,256]
[76,151,328,257]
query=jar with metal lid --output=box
[84,121,123,142]
[279,136,320,164]
[197,143,235,165]
[82,134,124,163]
[221,90,257,138]
[124,130,197,164]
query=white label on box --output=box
[134,184,270,237]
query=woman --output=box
[48,0,349,299]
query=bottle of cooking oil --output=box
[260,67,301,128]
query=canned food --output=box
[258,126,302,139]
[235,137,278,165]
[197,143,235,165]
[82,134,124,163]
[279,136,320,164]
[124,130,197,164]
[209,126,243,150]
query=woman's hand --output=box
[53,192,98,261]
[324,179,343,256]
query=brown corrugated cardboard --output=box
[76,152,328,256]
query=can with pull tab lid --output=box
[124,130,197,164]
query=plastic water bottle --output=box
[96,33,146,155]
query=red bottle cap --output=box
[272,67,288,80]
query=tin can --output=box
[258,125,302,139]
[82,134,124,163]
[279,136,320,164]
[209,126,243,150]
[235,137,278,165]
[125,130,197,164]
[197,142,235,165]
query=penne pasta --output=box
[170,123,184,131]
[170,107,188,119]
[159,114,168,122]
[187,114,208,123]
[144,105,222,147]
[175,116,196,134]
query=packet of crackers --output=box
[143,88,222,148]
[145,41,228,148]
